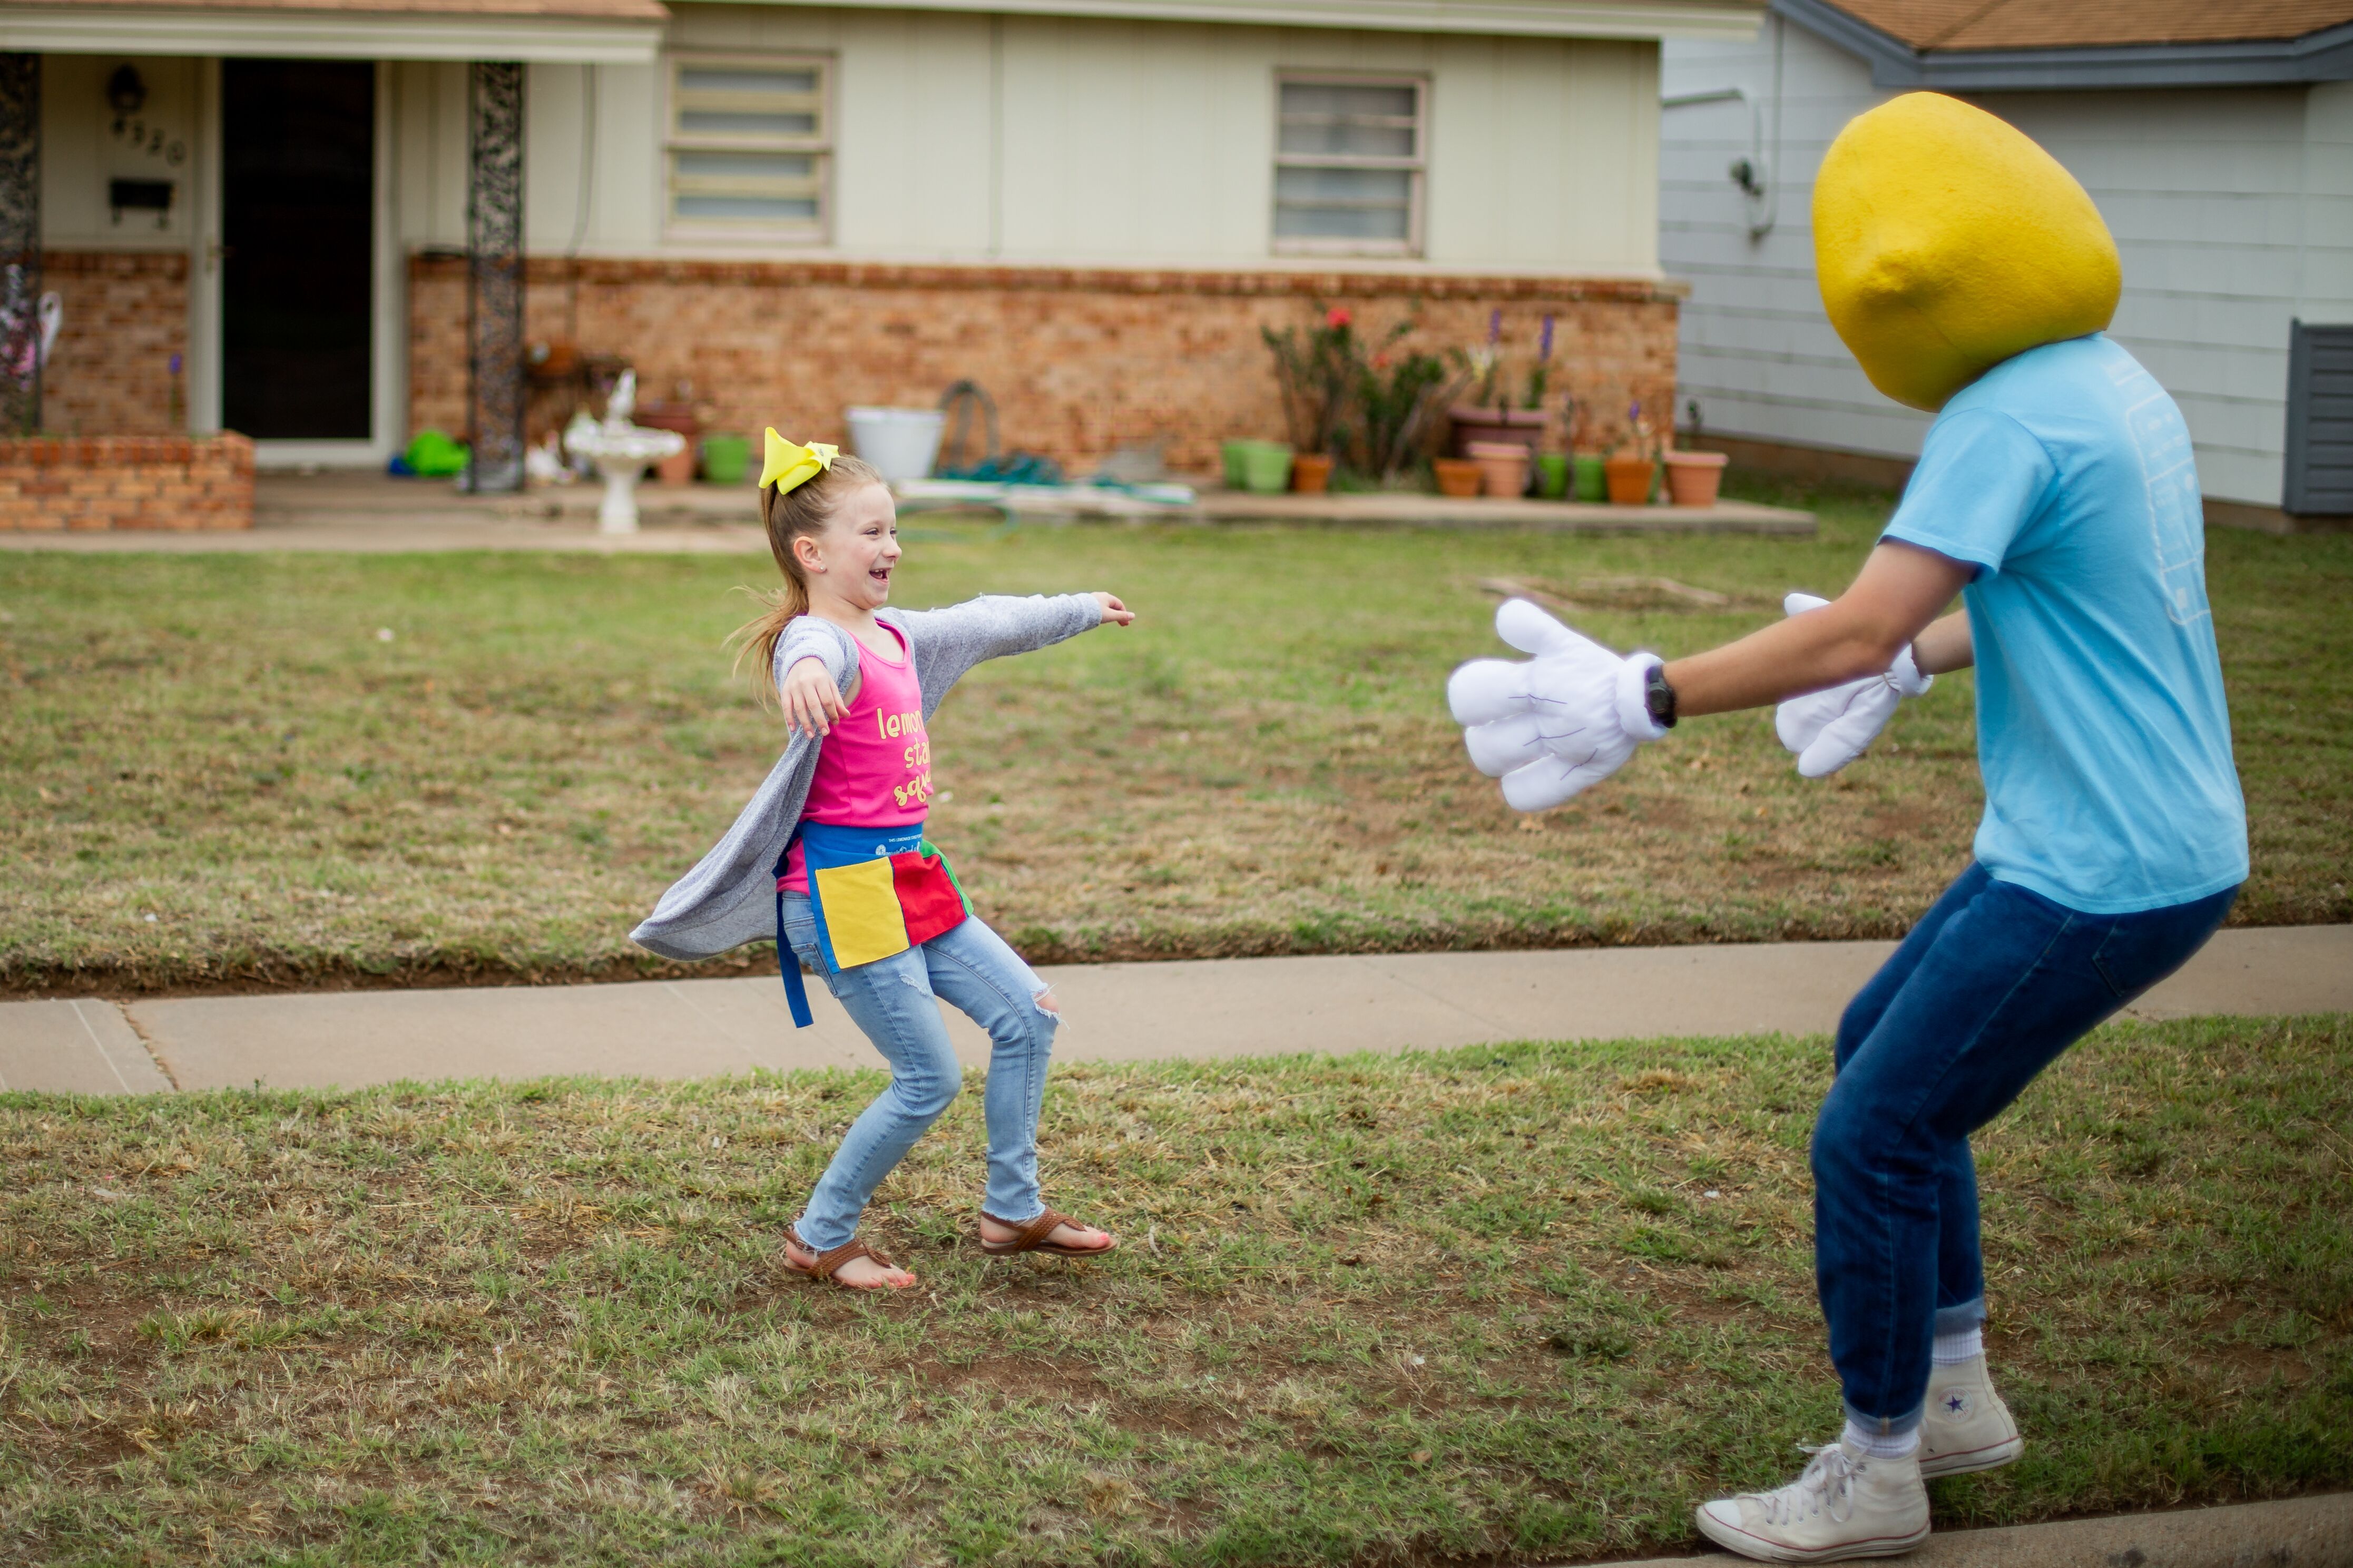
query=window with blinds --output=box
[1272,76,1426,257]
[666,56,829,240]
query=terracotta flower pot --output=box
[1603,456,1656,505]
[1466,440,1530,499]
[1432,457,1484,498]
[1448,406,1546,458]
[636,403,700,485]
[1663,449,1729,507]
[1291,453,1334,495]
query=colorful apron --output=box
[773,821,971,1028]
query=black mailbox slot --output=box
[110,179,175,225]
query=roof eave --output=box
[701,0,1765,43]
[0,2,669,61]
[1772,0,2353,89]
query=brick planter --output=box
[0,433,255,531]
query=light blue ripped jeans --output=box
[781,892,1060,1251]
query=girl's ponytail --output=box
[733,451,883,703]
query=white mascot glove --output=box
[1447,598,1670,811]
[1772,592,1934,778]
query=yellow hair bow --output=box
[759,428,838,494]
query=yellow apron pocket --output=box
[812,856,911,969]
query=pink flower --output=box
[1326,307,1353,329]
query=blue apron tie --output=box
[776,887,815,1028]
[774,837,815,1029]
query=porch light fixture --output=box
[105,64,145,117]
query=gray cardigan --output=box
[631,593,1104,961]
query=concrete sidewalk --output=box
[1602,1490,2351,1568]
[2,926,2346,1094]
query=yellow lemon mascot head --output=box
[1813,93,2120,412]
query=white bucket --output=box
[844,406,946,485]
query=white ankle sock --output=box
[1933,1326,1984,1366]
[1843,1421,1921,1460]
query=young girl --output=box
[633,432,1132,1291]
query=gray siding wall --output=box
[1662,27,2353,507]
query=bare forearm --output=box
[1912,612,1973,675]
[1662,543,1975,719]
[1664,615,1905,717]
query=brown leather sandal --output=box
[977,1207,1118,1258]
[784,1225,915,1290]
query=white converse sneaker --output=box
[1917,1353,2023,1478]
[1694,1438,1930,1562]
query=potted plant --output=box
[634,378,704,485]
[1432,456,1484,497]
[1263,305,1358,494]
[1351,328,1466,490]
[1448,310,1548,457]
[1562,394,1606,500]
[1466,441,1531,498]
[1535,375,1571,498]
[1535,451,1570,499]
[1603,400,1659,505]
[1573,451,1609,501]
[1241,441,1295,494]
[1662,397,1729,507]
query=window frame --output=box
[661,50,835,246]
[1270,71,1429,259]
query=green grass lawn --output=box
[3,479,2347,992]
[1,1014,2345,1565]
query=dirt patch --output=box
[905,1354,1112,1405]
[8,1284,160,1368]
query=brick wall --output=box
[408,256,1682,476]
[0,434,254,530]
[41,252,190,436]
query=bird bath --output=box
[562,372,686,535]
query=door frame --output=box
[189,56,403,467]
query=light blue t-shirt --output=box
[1881,334,2247,914]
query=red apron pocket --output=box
[892,851,968,947]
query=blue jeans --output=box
[1818,863,2236,1433]
[782,893,1060,1251]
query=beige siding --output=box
[450,3,1663,275]
[40,54,203,251]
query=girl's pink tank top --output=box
[778,620,933,894]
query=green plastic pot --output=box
[1535,453,1569,500]
[404,429,469,478]
[1221,439,1253,489]
[1571,453,1607,502]
[1241,441,1294,495]
[701,432,751,486]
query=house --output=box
[0,0,1765,497]
[1660,1,2353,527]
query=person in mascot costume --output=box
[1449,93,2247,1562]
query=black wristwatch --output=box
[1644,663,1679,730]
